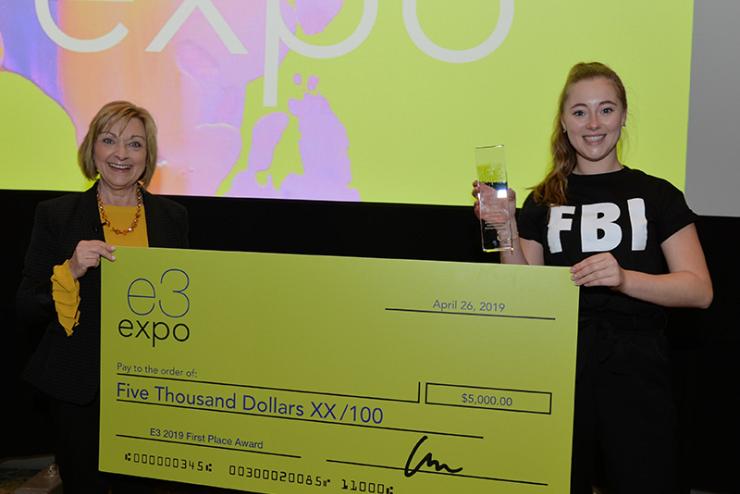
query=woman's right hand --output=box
[472,180,517,226]
[68,240,116,279]
[472,180,483,219]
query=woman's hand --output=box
[472,180,482,218]
[472,180,516,226]
[570,252,624,288]
[68,240,116,279]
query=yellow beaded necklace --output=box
[96,184,143,235]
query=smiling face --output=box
[561,76,626,174]
[93,117,147,202]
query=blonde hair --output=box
[532,62,627,205]
[77,101,158,186]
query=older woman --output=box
[17,101,189,493]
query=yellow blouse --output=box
[51,205,149,336]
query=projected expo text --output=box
[34,0,514,105]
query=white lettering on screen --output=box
[34,0,515,106]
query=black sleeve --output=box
[16,201,57,327]
[517,192,547,244]
[655,179,697,243]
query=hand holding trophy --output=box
[475,144,514,252]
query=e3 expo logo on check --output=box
[119,268,192,347]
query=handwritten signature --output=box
[404,435,463,477]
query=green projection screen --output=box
[0,1,693,205]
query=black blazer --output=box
[17,183,189,405]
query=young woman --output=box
[474,62,712,493]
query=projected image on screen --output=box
[0,1,693,205]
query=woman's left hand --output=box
[570,252,624,288]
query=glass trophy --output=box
[475,144,513,252]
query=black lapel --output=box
[142,189,166,248]
[79,182,105,243]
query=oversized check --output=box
[100,247,578,493]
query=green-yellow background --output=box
[1,1,693,205]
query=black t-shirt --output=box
[518,166,697,318]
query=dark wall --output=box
[2,190,738,492]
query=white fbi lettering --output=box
[547,200,647,254]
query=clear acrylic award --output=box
[475,144,513,252]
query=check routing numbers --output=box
[100,249,577,493]
[112,378,554,493]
